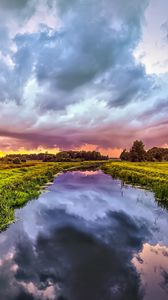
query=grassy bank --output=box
[102,161,168,203]
[0,161,101,231]
[2,160,167,231]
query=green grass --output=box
[102,161,168,204]
[0,161,102,231]
[2,160,166,231]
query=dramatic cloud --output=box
[0,0,167,155]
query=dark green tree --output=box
[129,140,146,162]
[120,149,130,161]
[146,147,167,161]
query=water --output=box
[0,170,168,300]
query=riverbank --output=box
[2,160,168,231]
[0,161,103,231]
[102,161,168,204]
[0,168,168,299]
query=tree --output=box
[129,140,146,162]
[146,147,168,162]
[120,149,130,161]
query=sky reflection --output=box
[0,170,168,299]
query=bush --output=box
[13,157,21,164]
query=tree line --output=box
[120,140,168,162]
[1,150,108,164]
[1,143,168,164]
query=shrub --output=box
[12,157,21,164]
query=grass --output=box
[0,160,102,231]
[2,159,167,231]
[102,161,168,204]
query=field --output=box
[102,161,168,205]
[0,161,101,231]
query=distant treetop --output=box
[120,141,168,162]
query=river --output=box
[0,170,168,300]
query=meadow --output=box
[102,161,168,205]
[0,161,101,231]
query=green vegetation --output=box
[1,154,168,231]
[3,150,108,163]
[0,160,102,231]
[102,161,168,204]
[120,140,168,162]
[120,140,146,162]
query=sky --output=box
[0,0,168,157]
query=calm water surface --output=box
[0,170,168,300]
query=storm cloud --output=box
[0,0,167,154]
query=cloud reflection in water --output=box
[0,170,167,300]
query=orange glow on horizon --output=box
[0,147,60,157]
[162,144,168,149]
[75,144,122,158]
[0,144,122,158]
